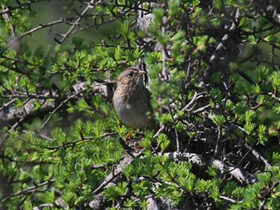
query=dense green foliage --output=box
[1,0,280,209]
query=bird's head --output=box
[117,67,146,87]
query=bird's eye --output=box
[128,71,134,77]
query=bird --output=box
[113,67,156,130]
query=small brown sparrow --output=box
[113,67,156,129]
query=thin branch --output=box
[39,87,86,130]
[55,0,97,44]
[0,117,25,151]
[219,195,238,204]
[45,132,117,151]
[2,179,55,202]
[0,19,64,54]
[243,143,272,169]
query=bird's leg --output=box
[125,129,135,141]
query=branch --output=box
[234,125,272,169]
[0,98,55,127]
[0,0,49,15]
[164,152,256,184]
[251,0,280,27]
[55,0,98,44]
[89,150,143,209]
[243,143,272,169]
[0,19,64,54]
[2,179,55,202]
[39,87,87,130]
[0,117,25,151]
[204,8,241,78]
[73,8,133,35]
[0,81,114,127]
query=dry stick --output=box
[45,133,117,151]
[153,125,165,139]
[33,203,53,210]
[192,98,226,114]
[74,17,119,34]
[92,169,122,195]
[211,159,256,184]
[161,17,168,80]
[0,54,47,76]
[117,137,135,157]
[181,93,207,112]
[90,155,134,196]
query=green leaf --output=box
[214,0,222,10]
[209,113,225,126]
[271,72,280,90]
[157,134,170,151]
[104,182,128,200]
[120,20,130,36]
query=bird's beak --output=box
[136,71,146,77]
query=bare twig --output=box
[181,92,198,111]
[2,179,55,202]
[219,195,238,204]
[1,19,64,54]
[55,0,97,44]
[244,143,272,169]
[39,90,84,130]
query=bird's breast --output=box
[113,88,149,129]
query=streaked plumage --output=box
[113,67,156,129]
